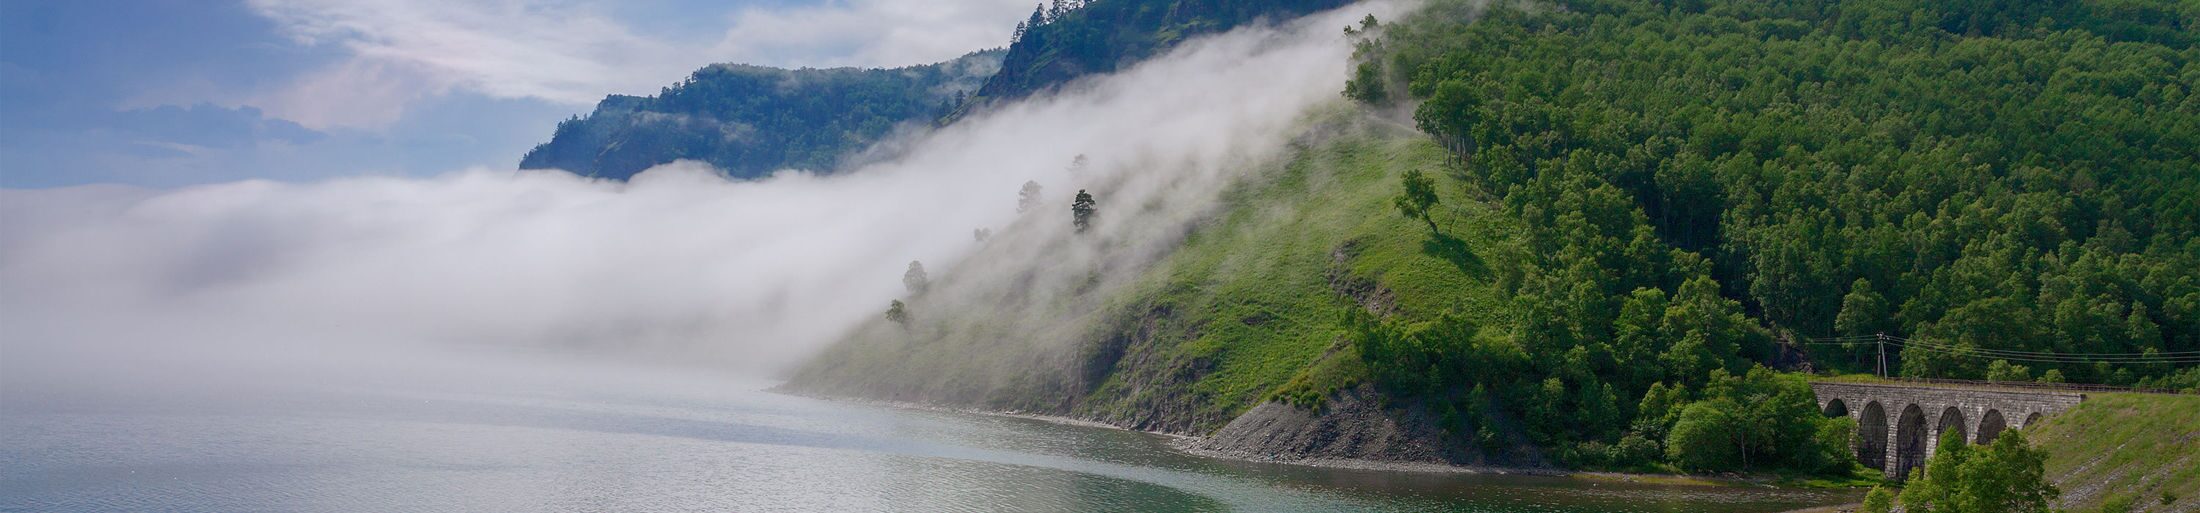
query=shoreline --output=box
[1174,441,1570,475]
[775,387,1848,488]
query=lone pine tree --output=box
[1071,189,1096,233]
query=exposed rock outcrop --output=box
[1185,385,1550,471]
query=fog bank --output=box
[0,2,1404,396]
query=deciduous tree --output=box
[1394,169,1440,232]
[885,300,910,327]
[904,261,930,296]
[1018,181,1044,213]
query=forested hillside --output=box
[1339,0,2200,468]
[518,51,1001,180]
[795,0,2200,477]
[970,0,1355,104]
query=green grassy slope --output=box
[1071,118,1521,432]
[789,110,1524,434]
[2028,393,2200,513]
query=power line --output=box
[1888,339,2200,364]
[1889,337,2200,360]
[1792,333,2200,368]
[1803,335,1880,342]
[1885,335,2200,356]
[1894,346,2200,363]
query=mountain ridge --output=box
[520,0,1360,180]
[517,51,1001,180]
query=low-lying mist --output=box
[0,2,1407,402]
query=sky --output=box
[0,2,1393,381]
[0,0,1036,188]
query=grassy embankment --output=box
[792,110,1527,434]
[2027,392,2200,513]
[1071,117,1523,431]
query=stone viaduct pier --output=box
[1809,382,2085,480]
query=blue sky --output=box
[0,0,1032,188]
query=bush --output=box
[1614,433,1661,468]
[1896,430,2059,513]
[1665,400,1742,472]
[1661,367,1856,474]
[1861,485,1897,513]
[1806,416,1858,474]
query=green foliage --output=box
[1985,359,2032,382]
[1348,308,1488,398]
[1071,189,1097,233]
[1896,430,2058,513]
[804,0,2200,478]
[1834,280,1892,338]
[2095,494,2137,513]
[1664,400,1742,471]
[1393,169,1441,231]
[521,51,1002,180]
[886,300,910,327]
[1659,367,1855,473]
[1377,0,2200,385]
[1343,15,1394,105]
[2137,365,2200,392]
[789,120,1506,433]
[975,0,1355,103]
[1267,340,1365,411]
[1862,485,1897,513]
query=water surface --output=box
[2,367,1854,512]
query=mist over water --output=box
[0,4,1877,512]
[1,4,1408,394]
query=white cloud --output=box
[246,0,688,128]
[710,0,1035,68]
[1,3,1404,395]
[242,0,1036,129]
[253,57,448,129]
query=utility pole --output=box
[1876,332,1888,379]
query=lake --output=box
[1,363,1855,512]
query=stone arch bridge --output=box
[1809,382,2084,480]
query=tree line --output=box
[886,175,1101,327]
[1346,0,2200,474]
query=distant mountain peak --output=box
[521,0,1355,181]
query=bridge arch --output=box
[1936,406,1968,447]
[1808,382,2083,480]
[1895,404,1929,480]
[1978,409,2007,444]
[1857,401,1887,470]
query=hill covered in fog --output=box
[517,51,1001,180]
[520,0,1358,180]
[790,0,2200,493]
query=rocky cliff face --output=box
[1186,386,1550,470]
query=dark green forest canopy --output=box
[972,0,1357,105]
[1344,0,2200,470]
[519,50,1002,180]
